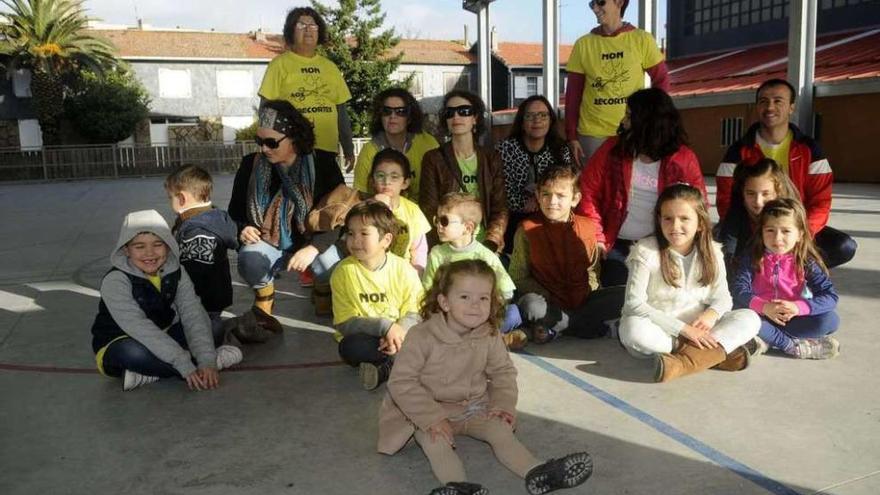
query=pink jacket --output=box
[747,253,811,315]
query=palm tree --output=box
[0,0,116,145]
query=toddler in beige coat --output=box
[377,259,593,495]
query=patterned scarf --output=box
[245,153,315,250]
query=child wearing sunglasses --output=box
[352,88,439,201]
[422,193,526,350]
[420,90,509,254]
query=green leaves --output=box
[64,67,150,143]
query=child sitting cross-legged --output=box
[378,259,593,495]
[330,200,424,391]
[422,193,525,350]
[91,210,242,391]
[509,166,625,343]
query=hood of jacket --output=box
[110,209,180,278]
[422,312,494,345]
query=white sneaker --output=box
[215,345,243,370]
[123,370,159,391]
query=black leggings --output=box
[338,333,389,367]
[815,226,857,269]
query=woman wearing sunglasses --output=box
[228,100,345,337]
[564,0,669,168]
[259,7,355,175]
[419,90,508,253]
[576,88,706,288]
[351,88,439,200]
[497,95,573,254]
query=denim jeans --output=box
[237,240,291,289]
[758,311,840,352]
[100,322,224,378]
[601,239,634,288]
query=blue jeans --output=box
[237,240,290,289]
[338,333,388,366]
[100,322,224,378]
[601,239,634,287]
[311,243,344,284]
[759,311,840,352]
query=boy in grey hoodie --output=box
[91,210,242,391]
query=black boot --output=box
[428,482,489,495]
[525,452,593,494]
[359,358,393,391]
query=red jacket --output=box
[716,123,832,236]
[576,137,707,249]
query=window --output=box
[12,69,32,98]
[158,68,192,98]
[720,117,743,146]
[514,75,544,99]
[683,0,793,36]
[216,70,253,98]
[396,71,424,97]
[444,71,470,93]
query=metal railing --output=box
[0,138,373,182]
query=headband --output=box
[258,106,293,135]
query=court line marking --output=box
[0,360,347,374]
[519,351,800,495]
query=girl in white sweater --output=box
[619,184,760,382]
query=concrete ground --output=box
[0,176,878,495]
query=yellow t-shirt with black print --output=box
[757,130,793,175]
[389,197,432,263]
[566,28,664,138]
[259,51,352,153]
[353,132,440,200]
[330,253,424,328]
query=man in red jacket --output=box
[716,79,856,268]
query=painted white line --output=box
[0,290,45,313]
[26,281,100,298]
[231,280,309,299]
[808,469,880,495]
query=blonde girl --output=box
[732,199,840,359]
[377,259,592,495]
[619,184,761,382]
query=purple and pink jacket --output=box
[731,252,837,317]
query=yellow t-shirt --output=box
[566,28,664,138]
[353,132,440,201]
[389,197,433,263]
[758,131,793,175]
[259,51,352,153]
[330,253,424,327]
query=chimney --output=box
[463,25,469,47]
[490,26,498,51]
[137,18,143,30]
[255,28,267,43]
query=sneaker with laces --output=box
[359,359,393,391]
[215,345,243,370]
[525,451,593,495]
[122,370,160,391]
[793,336,840,359]
[502,329,529,351]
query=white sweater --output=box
[622,236,732,336]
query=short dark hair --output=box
[283,7,328,46]
[537,165,580,195]
[369,88,425,136]
[756,79,797,104]
[439,89,487,138]
[260,99,315,155]
[616,88,687,161]
[344,199,398,239]
[620,0,631,17]
[164,164,213,201]
[371,148,413,181]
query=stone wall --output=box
[0,120,20,148]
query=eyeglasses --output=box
[372,172,405,184]
[296,22,319,32]
[524,111,550,122]
[255,135,288,149]
[381,106,409,117]
[443,105,475,119]
[433,215,463,227]
[589,0,607,8]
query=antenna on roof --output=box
[131,0,141,28]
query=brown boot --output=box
[253,285,283,334]
[226,310,273,344]
[654,342,727,383]
[312,281,332,317]
[712,345,751,372]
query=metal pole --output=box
[787,0,817,135]
[542,0,560,109]
[465,1,495,135]
[639,0,658,88]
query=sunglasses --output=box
[254,135,288,149]
[589,0,607,8]
[433,215,464,227]
[381,106,409,117]
[443,105,475,119]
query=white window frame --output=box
[158,68,192,99]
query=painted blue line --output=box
[519,352,799,495]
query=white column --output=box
[542,0,560,109]
[787,0,818,134]
[638,0,658,88]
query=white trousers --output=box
[620,309,760,357]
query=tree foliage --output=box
[64,68,149,143]
[0,0,117,145]
[310,0,408,137]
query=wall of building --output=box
[815,92,880,183]
[392,64,474,114]
[679,103,754,175]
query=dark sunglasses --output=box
[381,106,409,117]
[443,105,475,119]
[254,135,288,149]
[433,215,463,227]
[589,0,607,8]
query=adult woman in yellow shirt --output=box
[352,88,439,201]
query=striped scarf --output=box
[245,153,315,250]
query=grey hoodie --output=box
[101,209,216,376]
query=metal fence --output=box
[0,138,372,182]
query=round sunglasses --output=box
[254,135,288,149]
